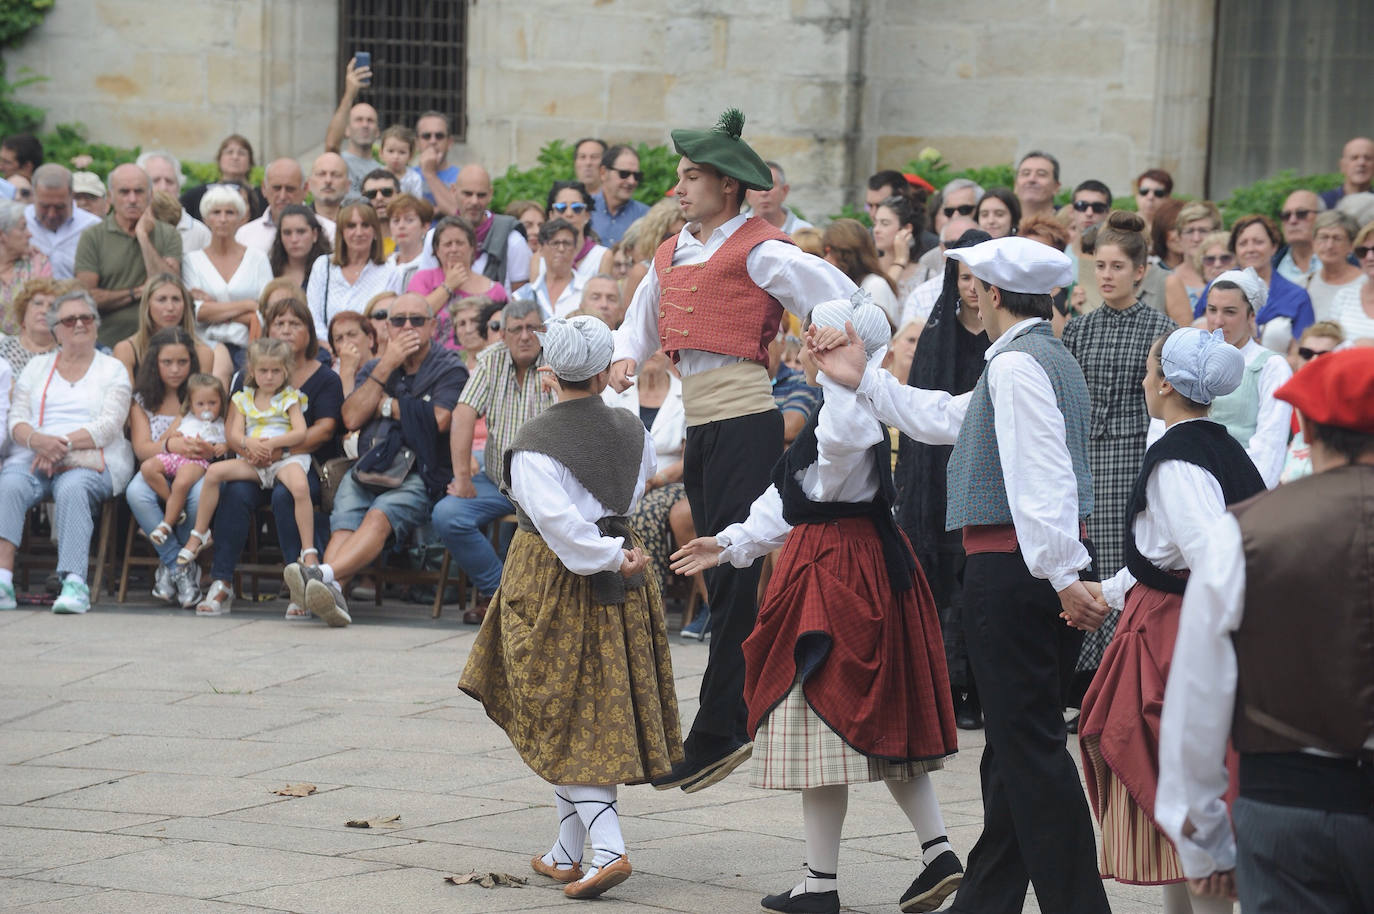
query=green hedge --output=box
[491,139,679,213]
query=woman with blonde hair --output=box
[0,277,65,375]
[1163,201,1222,325]
[821,219,899,327]
[620,197,687,303]
[113,273,231,390]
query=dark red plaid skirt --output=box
[742,516,958,762]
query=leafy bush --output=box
[0,60,44,136]
[0,0,53,47]
[1216,169,1340,227]
[39,122,139,178]
[491,140,679,213]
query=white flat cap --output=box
[945,236,1075,295]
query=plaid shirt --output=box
[459,342,556,481]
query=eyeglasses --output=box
[612,168,643,182]
[370,310,388,321]
[419,132,447,141]
[1073,200,1109,214]
[1313,232,1350,245]
[550,202,587,215]
[544,239,576,250]
[1202,254,1235,266]
[362,187,395,199]
[1181,225,1214,238]
[1297,347,1332,361]
[1279,208,1316,221]
[505,323,545,337]
[1138,187,1168,198]
[57,313,96,328]
[388,315,429,327]
[942,204,975,218]
[1355,246,1374,259]
[488,321,502,332]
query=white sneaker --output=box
[152,564,176,603]
[51,578,91,614]
[0,580,16,610]
[173,564,201,609]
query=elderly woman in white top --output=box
[0,289,134,613]
[514,219,585,319]
[306,202,401,344]
[183,184,274,352]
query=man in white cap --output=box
[813,235,1111,914]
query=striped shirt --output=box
[459,341,556,481]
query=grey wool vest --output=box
[478,213,518,284]
[945,321,1094,530]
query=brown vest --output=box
[653,216,794,364]
[1229,465,1374,756]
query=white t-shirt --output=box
[1333,281,1374,341]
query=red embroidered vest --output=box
[653,217,795,363]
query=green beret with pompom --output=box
[670,108,774,192]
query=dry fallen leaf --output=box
[345,814,402,828]
[271,783,316,797]
[444,871,527,888]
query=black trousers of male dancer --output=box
[948,550,1110,914]
[681,408,782,755]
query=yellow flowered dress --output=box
[231,387,312,487]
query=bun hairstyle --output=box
[1095,210,1150,267]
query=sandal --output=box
[284,602,310,620]
[176,529,212,565]
[299,548,319,565]
[196,580,233,616]
[149,521,173,545]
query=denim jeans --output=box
[124,473,204,568]
[209,472,326,582]
[430,471,513,595]
[0,464,113,579]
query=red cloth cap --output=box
[1274,348,1374,434]
[903,173,936,193]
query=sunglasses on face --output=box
[1073,200,1109,214]
[419,132,447,141]
[943,204,975,218]
[1280,208,1316,221]
[1138,187,1168,198]
[611,168,643,182]
[550,202,588,215]
[1297,347,1332,361]
[1355,246,1374,259]
[1202,254,1235,266]
[488,321,502,332]
[57,313,96,327]
[388,315,428,327]
[362,187,395,199]
[370,310,388,321]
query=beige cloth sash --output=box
[680,361,777,427]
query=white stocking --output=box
[541,787,586,870]
[885,774,952,863]
[566,785,625,874]
[789,785,847,896]
[1162,882,1233,914]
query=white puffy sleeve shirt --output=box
[1239,340,1294,489]
[508,425,657,575]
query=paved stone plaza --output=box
[0,600,1164,913]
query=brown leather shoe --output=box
[530,855,584,884]
[564,856,631,899]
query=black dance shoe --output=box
[760,887,840,914]
[899,850,964,913]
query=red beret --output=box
[1274,347,1374,434]
[902,173,936,194]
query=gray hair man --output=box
[25,162,100,279]
[137,151,210,253]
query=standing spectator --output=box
[111,273,232,392]
[0,199,52,335]
[1,290,134,614]
[237,159,337,254]
[1204,268,1294,487]
[1195,215,1316,354]
[822,219,899,327]
[385,193,436,291]
[1071,181,1112,239]
[74,164,183,347]
[377,125,424,198]
[180,134,265,223]
[1331,221,1374,341]
[305,202,400,342]
[408,216,508,349]
[1133,168,1173,227]
[939,178,984,225]
[182,185,273,352]
[411,111,460,214]
[138,151,211,253]
[436,298,554,622]
[865,169,913,218]
[514,220,585,320]
[359,170,400,254]
[1163,202,1223,325]
[591,145,650,245]
[1014,150,1062,221]
[975,187,1021,240]
[1318,136,1374,208]
[26,164,100,280]
[282,293,466,626]
[542,181,611,281]
[900,216,978,328]
[452,164,531,290]
[1196,231,1234,286]
[323,56,380,193]
[573,137,607,194]
[1301,211,1364,322]
[871,195,927,300]
[71,172,108,218]
[268,204,332,290]
[0,277,60,375]
[1149,198,1188,270]
[1273,190,1323,283]
[0,134,41,181]
[308,153,350,226]
[745,161,813,236]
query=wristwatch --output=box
[381,397,393,419]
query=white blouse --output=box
[1332,281,1374,341]
[601,373,686,469]
[305,255,403,341]
[184,247,275,348]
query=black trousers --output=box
[682,409,782,750]
[948,551,1109,914]
[1234,795,1374,914]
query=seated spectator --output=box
[770,331,821,445]
[71,171,108,218]
[580,274,622,328]
[1300,211,1363,322]
[618,197,685,304]
[113,273,232,391]
[822,218,899,326]
[513,219,584,319]
[1194,215,1316,353]
[1014,150,1062,221]
[435,298,553,622]
[1331,221,1374,342]
[385,193,436,291]
[449,295,494,373]
[138,151,211,253]
[360,170,400,254]
[329,310,377,399]
[377,125,424,199]
[237,158,336,254]
[745,160,814,236]
[1274,189,1323,283]
[975,187,1021,240]
[1163,201,1223,325]
[505,199,545,256]
[323,57,380,193]
[0,133,37,184]
[123,327,204,607]
[609,241,633,281]
[183,184,273,354]
[1196,230,1234,285]
[363,289,395,352]
[1278,321,1346,484]
[269,204,333,290]
[0,199,52,334]
[0,290,134,613]
[308,153,350,226]
[871,195,927,300]
[306,202,400,343]
[26,164,100,281]
[1318,136,1374,208]
[75,164,183,347]
[1133,168,1173,227]
[537,181,612,282]
[282,292,466,626]
[181,134,266,224]
[1,277,61,375]
[883,320,923,384]
[201,294,345,618]
[602,348,687,592]
[591,144,650,245]
[407,216,508,351]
